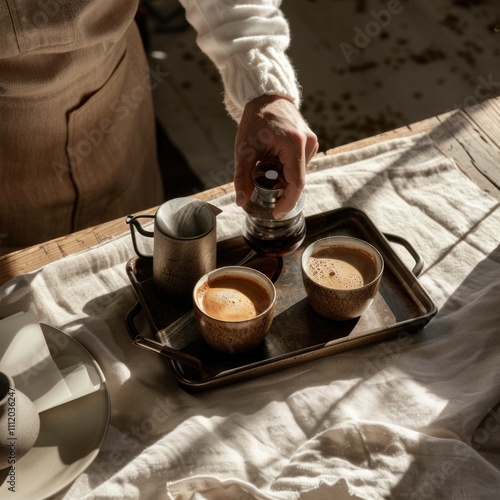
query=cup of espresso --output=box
[301,236,384,321]
[193,266,276,353]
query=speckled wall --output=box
[147,0,500,189]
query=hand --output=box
[234,95,319,218]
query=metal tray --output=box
[125,207,437,391]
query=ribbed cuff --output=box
[220,45,302,122]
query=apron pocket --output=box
[6,0,75,53]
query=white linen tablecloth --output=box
[1,133,499,499]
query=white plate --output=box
[0,323,110,499]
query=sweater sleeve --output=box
[178,0,301,122]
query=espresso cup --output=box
[301,236,384,321]
[193,266,276,353]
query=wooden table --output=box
[1,96,499,286]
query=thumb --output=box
[233,153,255,208]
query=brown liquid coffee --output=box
[306,245,377,290]
[197,275,271,321]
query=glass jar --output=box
[242,159,306,257]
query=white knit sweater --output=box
[179,0,302,122]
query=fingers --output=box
[272,128,318,218]
[233,157,254,207]
[234,120,264,207]
[272,150,306,218]
[234,96,319,216]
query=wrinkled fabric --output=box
[0,134,499,499]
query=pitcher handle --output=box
[126,214,155,259]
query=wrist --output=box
[245,94,297,113]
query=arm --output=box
[179,0,318,217]
[178,0,300,119]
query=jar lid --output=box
[246,159,306,220]
[251,160,287,209]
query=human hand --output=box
[234,95,319,218]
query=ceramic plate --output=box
[0,323,110,499]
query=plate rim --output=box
[0,322,111,499]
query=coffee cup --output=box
[193,266,276,353]
[301,236,384,321]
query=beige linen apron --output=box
[0,0,164,253]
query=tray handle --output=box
[125,301,143,341]
[383,233,424,277]
[125,302,205,373]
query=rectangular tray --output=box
[125,207,437,391]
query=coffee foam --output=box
[306,246,377,290]
[197,275,270,322]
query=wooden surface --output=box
[1,97,499,285]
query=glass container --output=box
[242,159,306,257]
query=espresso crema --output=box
[306,246,377,290]
[197,275,271,322]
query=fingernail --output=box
[236,191,245,206]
